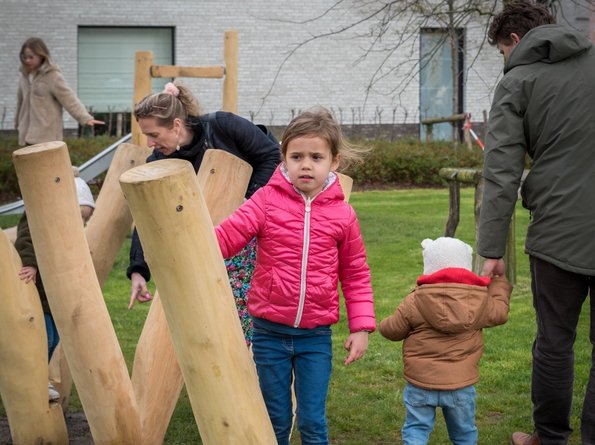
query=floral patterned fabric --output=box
[224,238,256,346]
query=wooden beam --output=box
[132,51,153,147]
[150,65,225,79]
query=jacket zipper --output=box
[294,196,313,327]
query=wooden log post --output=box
[132,51,153,148]
[337,172,353,202]
[12,141,142,445]
[0,230,69,445]
[131,149,253,445]
[3,226,17,243]
[49,142,152,412]
[223,30,238,113]
[120,159,276,445]
[87,142,152,285]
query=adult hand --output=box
[129,272,152,309]
[18,265,38,284]
[86,118,105,126]
[482,258,506,277]
[343,331,369,365]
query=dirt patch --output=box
[0,411,93,444]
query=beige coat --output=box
[380,273,512,390]
[15,62,92,146]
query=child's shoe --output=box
[48,382,60,401]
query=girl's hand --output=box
[129,272,152,309]
[343,331,369,365]
[19,266,38,284]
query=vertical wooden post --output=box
[130,149,253,445]
[12,142,142,445]
[0,230,69,445]
[445,179,460,237]
[473,176,485,274]
[132,51,153,147]
[120,159,276,445]
[223,30,238,113]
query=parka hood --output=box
[414,268,491,334]
[505,24,592,74]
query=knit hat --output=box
[74,177,95,209]
[421,237,473,275]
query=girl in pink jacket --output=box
[216,107,375,445]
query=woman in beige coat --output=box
[15,37,103,146]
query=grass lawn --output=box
[0,187,591,444]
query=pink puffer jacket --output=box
[216,166,376,332]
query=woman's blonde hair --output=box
[20,37,51,67]
[281,107,368,171]
[134,81,201,129]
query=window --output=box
[78,27,174,113]
[419,28,464,141]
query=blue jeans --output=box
[402,383,478,445]
[252,323,332,445]
[44,313,60,361]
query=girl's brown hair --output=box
[281,107,368,171]
[20,37,50,66]
[134,81,202,129]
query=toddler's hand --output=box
[343,331,369,365]
[19,266,38,284]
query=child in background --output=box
[14,168,95,400]
[379,237,512,445]
[215,107,376,445]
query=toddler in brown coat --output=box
[379,237,512,445]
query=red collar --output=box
[417,268,491,286]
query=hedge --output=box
[0,135,484,204]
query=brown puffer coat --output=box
[379,269,512,390]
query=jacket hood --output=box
[414,268,491,334]
[505,24,592,73]
[270,164,344,202]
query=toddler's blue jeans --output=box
[402,383,477,445]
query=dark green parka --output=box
[478,25,595,275]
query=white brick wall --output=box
[0,0,510,133]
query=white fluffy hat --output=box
[421,237,473,275]
[74,176,95,209]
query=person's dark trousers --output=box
[530,256,595,445]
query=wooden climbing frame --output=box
[132,30,238,147]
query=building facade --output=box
[1,0,592,140]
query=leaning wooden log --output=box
[3,226,17,244]
[12,141,142,445]
[0,230,69,445]
[50,142,151,413]
[87,142,152,285]
[131,149,253,445]
[120,159,276,444]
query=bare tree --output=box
[257,0,590,128]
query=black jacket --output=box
[127,111,281,281]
